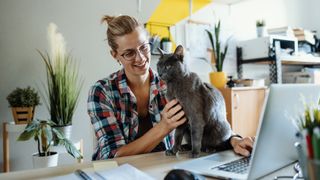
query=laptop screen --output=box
[248,84,320,179]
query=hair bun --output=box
[101,15,115,25]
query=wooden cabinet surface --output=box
[219,87,268,137]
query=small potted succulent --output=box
[161,37,172,53]
[256,19,266,37]
[6,86,40,124]
[17,119,83,168]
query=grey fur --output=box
[157,45,232,158]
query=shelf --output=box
[236,46,320,84]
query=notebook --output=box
[174,84,320,179]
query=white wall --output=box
[0,0,160,171]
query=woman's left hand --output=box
[230,136,255,157]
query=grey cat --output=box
[157,45,232,158]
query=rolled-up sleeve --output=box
[87,84,125,160]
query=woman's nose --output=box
[135,50,147,62]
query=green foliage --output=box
[301,105,320,135]
[161,37,171,42]
[38,50,83,126]
[256,19,265,27]
[206,20,229,72]
[6,86,40,107]
[17,119,82,159]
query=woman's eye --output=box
[124,51,136,58]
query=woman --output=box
[87,15,254,160]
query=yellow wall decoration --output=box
[146,0,211,43]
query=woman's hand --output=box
[230,136,255,157]
[158,99,187,134]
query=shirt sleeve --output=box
[87,84,125,160]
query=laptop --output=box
[174,84,320,179]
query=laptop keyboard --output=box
[213,156,250,174]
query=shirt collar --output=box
[116,68,160,96]
[116,68,131,95]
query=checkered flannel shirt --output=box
[87,68,174,160]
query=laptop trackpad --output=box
[175,150,241,171]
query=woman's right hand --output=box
[159,99,187,134]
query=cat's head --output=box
[157,45,188,82]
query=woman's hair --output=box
[101,15,144,51]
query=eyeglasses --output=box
[119,42,151,61]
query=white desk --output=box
[0,151,297,179]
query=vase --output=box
[256,26,266,37]
[162,41,172,53]
[209,72,227,89]
[53,125,73,145]
[32,151,58,168]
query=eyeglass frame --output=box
[119,42,152,61]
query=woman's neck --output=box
[126,71,150,89]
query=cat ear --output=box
[157,47,165,56]
[174,45,184,56]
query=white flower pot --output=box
[256,26,267,37]
[162,41,172,53]
[55,125,73,140]
[32,152,58,168]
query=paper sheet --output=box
[44,163,153,180]
[96,163,155,180]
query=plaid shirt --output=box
[87,68,174,160]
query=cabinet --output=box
[219,87,267,137]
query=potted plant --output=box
[6,87,40,124]
[17,119,82,168]
[256,19,266,37]
[206,20,229,88]
[161,37,172,53]
[37,22,83,140]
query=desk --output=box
[0,151,297,179]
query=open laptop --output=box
[174,84,320,179]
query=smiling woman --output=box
[87,15,187,160]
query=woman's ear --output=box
[110,50,122,65]
[110,50,117,59]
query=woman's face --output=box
[113,27,151,78]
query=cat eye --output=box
[165,65,171,70]
[119,42,151,61]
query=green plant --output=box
[206,20,229,72]
[297,103,320,134]
[256,19,265,27]
[38,23,83,126]
[161,37,171,42]
[7,87,40,107]
[17,119,82,159]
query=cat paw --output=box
[165,149,177,156]
[189,152,200,158]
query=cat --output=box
[157,45,232,158]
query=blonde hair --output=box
[101,15,145,51]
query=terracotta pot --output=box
[209,72,227,89]
[11,107,34,124]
